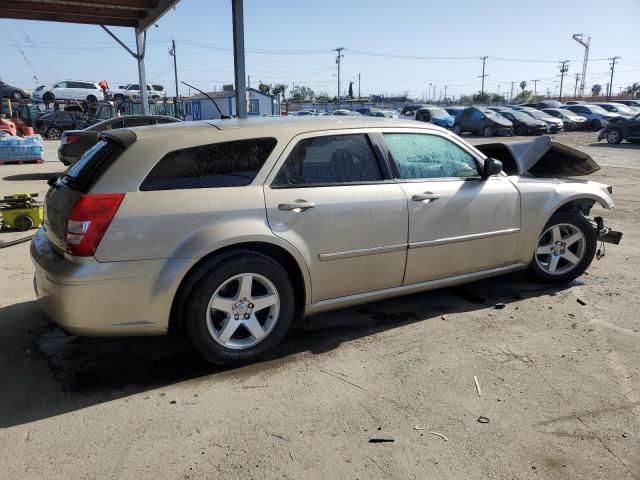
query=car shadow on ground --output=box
[2,172,60,182]
[0,271,577,427]
[587,142,640,150]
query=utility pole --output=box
[573,74,580,98]
[608,56,620,100]
[510,82,515,102]
[428,82,432,102]
[479,56,488,95]
[531,79,539,97]
[558,60,569,101]
[358,73,361,100]
[572,34,590,98]
[444,85,449,103]
[247,75,250,89]
[335,47,345,102]
[169,40,179,118]
[432,84,436,102]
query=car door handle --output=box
[278,200,316,212]
[412,192,440,201]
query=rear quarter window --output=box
[140,138,277,191]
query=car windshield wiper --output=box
[47,172,79,187]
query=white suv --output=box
[112,84,161,105]
[33,80,104,103]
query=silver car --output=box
[32,118,622,364]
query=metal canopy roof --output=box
[1,0,180,31]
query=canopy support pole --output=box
[231,0,247,119]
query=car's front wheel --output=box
[483,126,495,137]
[528,211,597,283]
[46,127,61,139]
[42,91,55,103]
[185,252,295,365]
[606,128,623,144]
[12,91,24,100]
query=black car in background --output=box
[34,111,97,139]
[542,108,588,131]
[597,113,640,144]
[493,108,546,135]
[58,115,181,165]
[0,81,30,100]
[452,106,513,136]
[400,104,426,116]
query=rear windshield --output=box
[63,140,123,192]
[140,137,277,191]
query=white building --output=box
[183,88,275,120]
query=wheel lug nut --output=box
[244,313,250,319]
[248,303,254,309]
[234,314,239,320]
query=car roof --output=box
[124,116,446,140]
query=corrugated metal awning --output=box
[1,0,180,31]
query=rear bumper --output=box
[30,227,188,336]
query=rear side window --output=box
[273,134,383,186]
[63,140,124,192]
[140,138,277,191]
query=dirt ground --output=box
[0,132,638,479]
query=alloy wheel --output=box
[206,273,280,350]
[607,129,621,144]
[535,223,586,275]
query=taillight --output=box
[62,135,80,145]
[66,193,124,256]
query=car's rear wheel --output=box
[11,91,23,100]
[42,92,55,103]
[185,253,295,365]
[114,95,125,106]
[452,124,461,135]
[606,128,622,144]
[528,212,597,283]
[483,126,495,137]
[46,127,61,139]
[590,119,601,131]
[86,95,97,103]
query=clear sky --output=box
[2,0,640,100]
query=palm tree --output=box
[591,84,602,96]
[520,81,527,92]
[625,82,640,98]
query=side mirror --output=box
[483,158,503,179]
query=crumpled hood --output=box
[474,135,600,177]
[432,115,455,127]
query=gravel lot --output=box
[1,132,638,479]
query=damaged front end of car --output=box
[475,136,623,247]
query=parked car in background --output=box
[565,101,586,105]
[400,104,426,117]
[152,85,167,98]
[452,106,513,136]
[32,81,104,103]
[34,111,97,139]
[381,110,399,119]
[295,110,316,116]
[536,100,562,109]
[31,117,621,365]
[493,108,546,135]
[562,104,619,130]
[542,108,588,131]
[591,102,637,119]
[111,84,161,105]
[445,106,465,118]
[514,107,564,133]
[0,81,30,100]
[58,115,181,165]
[414,107,455,128]
[332,109,361,116]
[597,113,640,144]
[616,99,640,109]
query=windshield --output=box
[556,109,575,117]
[608,104,635,114]
[505,111,532,122]
[586,105,609,114]
[524,110,552,120]
[482,110,502,119]
[428,108,449,118]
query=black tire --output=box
[483,126,495,137]
[528,211,597,284]
[86,95,97,103]
[46,127,61,139]
[14,215,33,231]
[114,95,125,106]
[606,128,623,144]
[515,125,527,136]
[452,124,462,135]
[590,119,601,131]
[12,91,23,100]
[42,92,55,103]
[184,252,295,365]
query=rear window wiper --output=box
[47,173,79,188]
